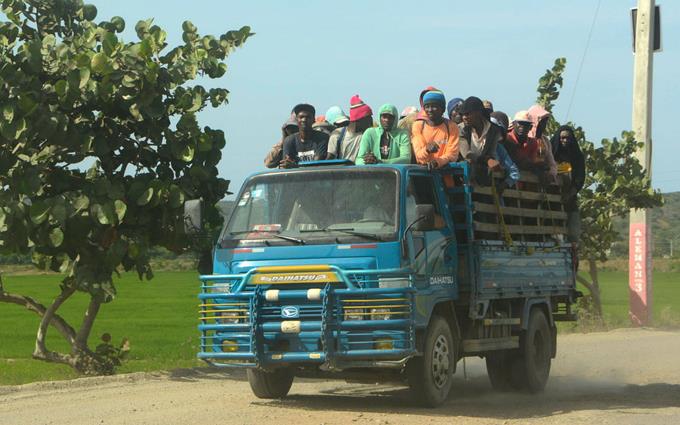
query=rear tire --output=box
[407,315,455,407]
[247,367,294,399]
[512,308,553,392]
[485,350,514,391]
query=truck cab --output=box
[196,162,578,406]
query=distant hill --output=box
[611,191,680,258]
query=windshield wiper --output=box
[300,227,383,242]
[229,230,305,245]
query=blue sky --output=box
[93,0,679,196]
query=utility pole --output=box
[629,0,656,326]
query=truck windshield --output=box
[221,169,398,247]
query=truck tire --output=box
[247,367,294,399]
[511,308,552,392]
[485,350,515,391]
[407,315,455,407]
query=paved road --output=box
[1,329,679,425]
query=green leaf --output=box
[114,200,127,222]
[72,195,90,213]
[179,144,194,162]
[111,16,126,33]
[82,4,98,21]
[136,188,154,206]
[79,68,90,89]
[55,80,68,98]
[30,201,51,225]
[91,52,109,74]
[182,21,197,33]
[91,203,115,225]
[49,227,64,247]
[2,104,14,123]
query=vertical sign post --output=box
[629,0,656,326]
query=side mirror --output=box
[413,204,435,231]
[184,199,203,235]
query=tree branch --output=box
[576,274,595,294]
[0,276,76,344]
[34,283,77,359]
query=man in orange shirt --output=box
[411,87,459,169]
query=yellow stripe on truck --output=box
[251,271,340,284]
[255,265,332,273]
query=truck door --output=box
[404,172,457,286]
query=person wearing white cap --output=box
[506,110,552,182]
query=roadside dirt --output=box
[1,328,679,425]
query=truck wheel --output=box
[407,315,455,407]
[247,367,294,399]
[511,308,552,392]
[485,350,515,391]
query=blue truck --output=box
[193,162,579,406]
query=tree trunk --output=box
[587,259,604,318]
[33,283,77,366]
[75,296,101,350]
[575,260,604,322]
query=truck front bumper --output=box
[197,267,417,369]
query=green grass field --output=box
[1,270,678,385]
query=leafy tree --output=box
[535,58,662,320]
[0,0,252,374]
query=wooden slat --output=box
[473,202,567,220]
[473,187,562,203]
[474,222,566,235]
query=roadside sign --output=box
[631,6,662,52]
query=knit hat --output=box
[349,94,372,122]
[293,103,315,116]
[459,96,485,115]
[513,110,532,124]
[422,89,446,106]
[325,106,349,126]
[400,105,418,118]
[446,98,463,118]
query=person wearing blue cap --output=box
[411,86,459,168]
[447,97,464,124]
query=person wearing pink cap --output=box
[527,104,557,180]
[327,94,373,162]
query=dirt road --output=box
[2,329,679,425]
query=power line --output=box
[564,0,602,122]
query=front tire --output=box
[407,315,455,407]
[247,367,294,399]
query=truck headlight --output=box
[378,278,410,289]
[211,283,231,294]
[370,308,392,320]
[221,310,247,324]
[343,308,365,321]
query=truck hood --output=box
[213,241,401,275]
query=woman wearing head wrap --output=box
[411,87,460,168]
[527,104,557,180]
[550,125,585,244]
[356,104,411,165]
